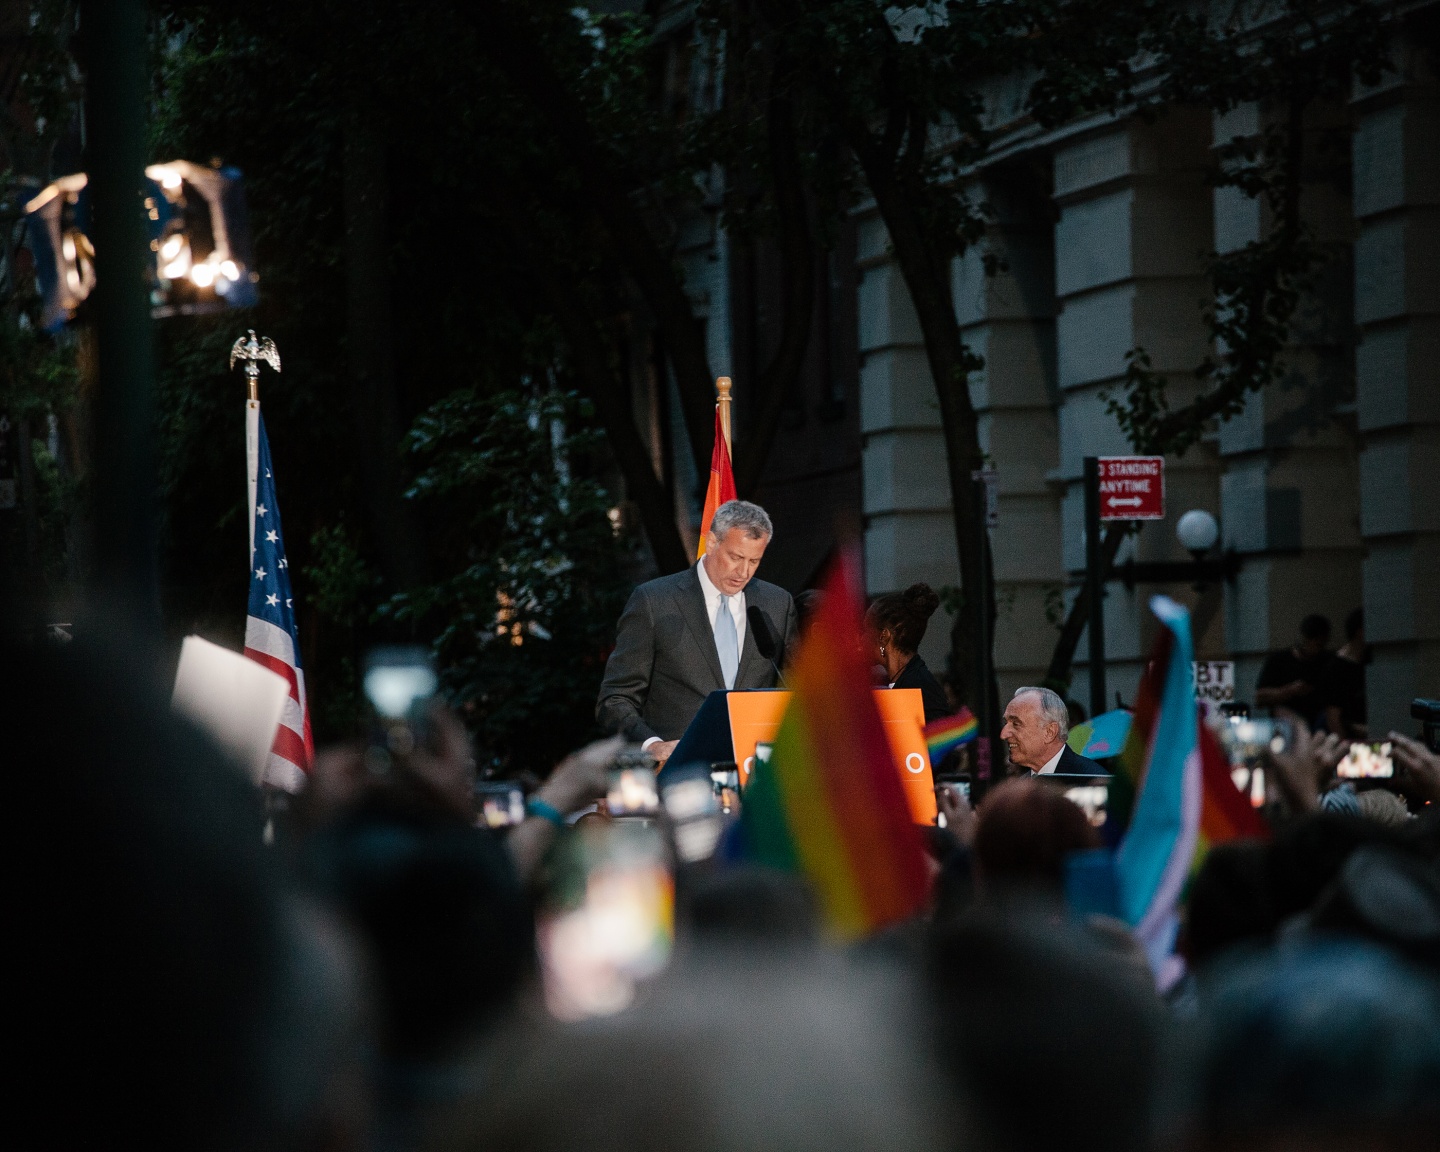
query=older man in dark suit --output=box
[597,500,798,767]
[1001,686,1108,776]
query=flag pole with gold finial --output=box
[717,376,732,457]
[229,329,281,558]
[697,376,738,558]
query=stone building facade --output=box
[658,11,1438,735]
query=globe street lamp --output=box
[1111,508,1241,591]
[1176,509,1220,560]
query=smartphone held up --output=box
[1337,742,1395,780]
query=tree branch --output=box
[1043,523,1128,691]
[480,169,692,576]
[733,66,817,494]
[479,2,716,483]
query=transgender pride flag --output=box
[243,411,313,792]
[1066,595,1266,990]
[1113,596,1203,985]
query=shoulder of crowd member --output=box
[1255,647,1297,686]
[14,640,320,1152]
[1189,811,1436,970]
[927,910,1161,1152]
[1180,940,1440,1147]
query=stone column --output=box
[857,207,960,673]
[1214,97,1364,704]
[1351,42,1440,734]
[953,160,1063,697]
[1051,110,1220,709]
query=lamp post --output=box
[1110,510,1242,592]
[1081,506,1242,717]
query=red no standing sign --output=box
[1097,456,1165,521]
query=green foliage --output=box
[1104,0,1394,456]
[305,523,376,629]
[1041,583,1068,632]
[937,583,966,619]
[383,388,633,774]
[0,0,82,607]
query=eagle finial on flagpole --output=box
[229,329,281,401]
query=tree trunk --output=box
[480,167,692,576]
[341,109,427,591]
[542,288,692,576]
[854,145,996,725]
[79,0,159,634]
[733,73,817,495]
[482,3,717,484]
[1044,523,1128,691]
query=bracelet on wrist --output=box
[525,796,566,827]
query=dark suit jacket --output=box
[1051,745,1110,776]
[596,566,799,744]
[891,654,949,725]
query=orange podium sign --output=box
[726,689,938,824]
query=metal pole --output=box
[716,376,732,456]
[229,331,281,560]
[973,474,993,739]
[1083,456,1106,718]
[81,0,159,632]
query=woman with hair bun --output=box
[865,583,950,723]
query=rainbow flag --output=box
[1109,596,1266,984]
[1195,708,1269,850]
[696,406,737,558]
[742,548,930,939]
[924,707,978,765]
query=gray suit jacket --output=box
[596,566,799,744]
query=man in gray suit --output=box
[597,500,798,767]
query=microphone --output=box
[747,605,787,688]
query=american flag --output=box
[244,412,313,791]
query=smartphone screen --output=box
[362,646,438,721]
[1032,774,1109,829]
[662,767,724,863]
[607,765,660,817]
[474,782,526,829]
[747,742,773,792]
[709,764,741,815]
[1063,782,1109,829]
[363,646,439,764]
[1215,717,1292,770]
[536,822,673,1020]
[1336,741,1395,779]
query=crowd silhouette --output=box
[14,636,1440,1152]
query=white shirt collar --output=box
[1036,745,1066,775]
[696,557,746,643]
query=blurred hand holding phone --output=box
[1336,741,1395,780]
[362,646,474,819]
[536,821,673,1020]
[1213,715,1294,809]
[606,749,660,817]
[474,781,526,828]
[661,763,728,863]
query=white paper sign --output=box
[172,634,289,784]
[1193,660,1236,705]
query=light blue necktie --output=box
[714,594,739,689]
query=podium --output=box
[665,688,938,824]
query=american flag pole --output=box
[246,398,259,556]
[232,330,272,555]
[230,331,313,791]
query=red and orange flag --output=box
[696,406,736,558]
[742,548,931,939]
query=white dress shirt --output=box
[696,555,747,655]
[642,558,747,752]
[1036,745,1065,775]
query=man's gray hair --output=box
[710,499,773,541]
[1013,686,1069,740]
